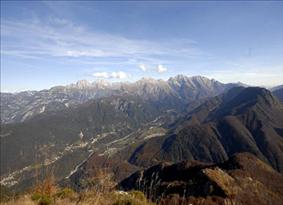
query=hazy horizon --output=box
[1,1,283,92]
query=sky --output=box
[1,1,283,92]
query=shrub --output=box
[55,188,75,199]
[38,195,52,205]
[31,192,42,201]
[31,193,52,205]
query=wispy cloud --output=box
[1,18,201,65]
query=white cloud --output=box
[93,72,109,78]
[93,71,129,79]
[138,64,168,73]
[110,71,129,79]
[139,64,147,72]
[157,64,168,73]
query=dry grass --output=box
[0,190,156,205]
[0,169,156,205]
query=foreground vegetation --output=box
[1,190,155,205]
[0,171,156,205]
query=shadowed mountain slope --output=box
[119,153,283,205]
[127,87,283,172]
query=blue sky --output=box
[1,1,283,92]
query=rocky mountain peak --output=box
[188,75,210,81]
[92,79,111,88]
[66,80,92,89]
[168,74,188,85]
[168,75,220,88]
[75,80,92,88]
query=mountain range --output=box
[1,75,242,124]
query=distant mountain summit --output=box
[73,79,92,89]
[66,79,111,89]
[271,85,283,101]
[270,84,283,92]
[168,75,227,101]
